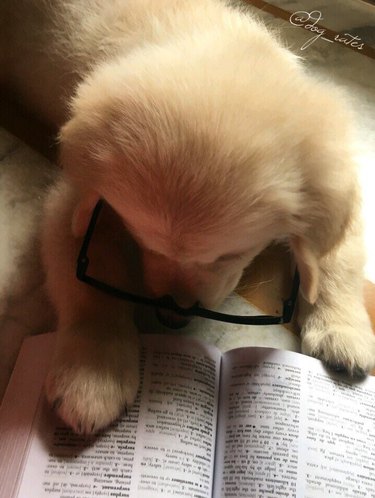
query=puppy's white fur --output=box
[1,0,374,434]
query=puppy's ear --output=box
[289,139,357,304]
[290,237,319,304]
[72,193,100,238]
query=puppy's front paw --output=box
[45,332,140,435]
[302,318,375,376]
[46,363,139,435]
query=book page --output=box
[0,333,56,498]
[6,334,221,498]
[213,347,375,498]
[302,368,375,497]
[213,348,305,498]
[129,335,221,497]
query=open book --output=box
[1,333,375,498]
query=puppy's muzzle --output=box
[155,308,192,329]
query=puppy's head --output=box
[60,32,356,316]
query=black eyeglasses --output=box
[76,200,299,325]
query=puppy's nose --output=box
[155,308,192,329]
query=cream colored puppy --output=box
[1,0,374,434]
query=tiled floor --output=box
[0,0,374,398]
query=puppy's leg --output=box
[42,182,140,434]
[299,219,375,376]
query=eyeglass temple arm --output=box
[76,200,104,280]
[281,269,300,323]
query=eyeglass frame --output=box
[76,200,300,325]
